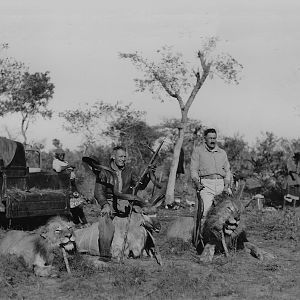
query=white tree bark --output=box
[165,117,187,205]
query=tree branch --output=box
[185,63,211,112]
[152,71,185,109]
[152,71,176,98]
[198,51,208,71]
[192,68,201,78]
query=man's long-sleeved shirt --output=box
[52,158,69,172]
[190,143,231,184]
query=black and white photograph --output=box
[0,0,300,299]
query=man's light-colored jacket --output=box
[190,143,231,185]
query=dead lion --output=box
[167,193,274,262]
[0,216,76,277]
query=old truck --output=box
[0,137,71,222]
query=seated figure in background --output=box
[52,148,76,180]
[52,148,87,227]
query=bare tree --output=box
[120,38,243,204]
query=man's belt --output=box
[200,174,224,180]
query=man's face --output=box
[205,132,217,150]
[58,153,65,161]
[113,149,126,168]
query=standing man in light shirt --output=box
[190,128,232,217]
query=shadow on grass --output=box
[160,238,193,256]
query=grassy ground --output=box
[0,196,300,300]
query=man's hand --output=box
[147,164,157,174]
[223,186,232,196]
[100,204,112,217]
[193,179,204,191]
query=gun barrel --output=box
[133,139,164,194]
[149,140,164,164]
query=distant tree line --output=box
[1,40,298,204]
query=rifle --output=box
[193,189,204,250]
[132,139,165,195]
[120,139,164,263]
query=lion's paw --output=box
[34,265,58,277]
[244,242,275,261]
[198,244,215,263]
[91,259,108,269]
[256,249,276,261]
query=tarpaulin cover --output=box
[0,137,17,167]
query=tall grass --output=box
[0,254,36,299]
[246,207,300,242]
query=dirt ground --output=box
[1,197,300,300]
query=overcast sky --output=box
[1,0,300,150]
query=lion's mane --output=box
[200,194,247,253]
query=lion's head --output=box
[207,195,241,232]
[39,216,76,253]
[202,193,246,252]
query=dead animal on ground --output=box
[75,209,162,265]
[167,193,275,263]
[197,193,275,262]
[0,216,76,277]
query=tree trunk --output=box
[21,116,27,145]
[165,117,187,205]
